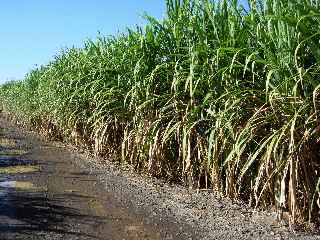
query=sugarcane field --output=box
[0,1,320,239]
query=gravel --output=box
[67,146,320,240]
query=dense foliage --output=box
[1,0,320,224]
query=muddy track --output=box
[0,116,319,240]
[0,117,190,240]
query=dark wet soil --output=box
[0,117,190,240]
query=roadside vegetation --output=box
[1,0,320,225]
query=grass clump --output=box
[1,0,320,224]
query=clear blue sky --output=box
[0,1,166,83]
[0,1,248,83]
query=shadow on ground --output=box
[0,132,105,239]
[0,186,106,239]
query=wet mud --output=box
[0,117,188,240]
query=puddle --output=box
[0,138,17,148]
[0,181,40,191]
[0,149,28,156]
[0,165,40,174]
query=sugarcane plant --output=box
[1,0,320,225]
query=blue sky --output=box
[0,1,248,83]
[0,1,165,83]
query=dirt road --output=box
[0,117,193,240]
